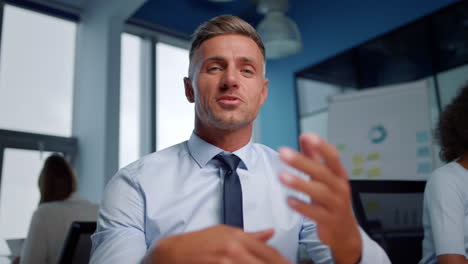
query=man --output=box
[91,15,390,264]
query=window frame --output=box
[0,0,80,23]
[122,21,191,154]
[0,1,78,195]
[0,129,78,190]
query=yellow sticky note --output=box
[367,168,382,178]
[352,154,365,166]
[352,168,363,177]
[367,152,381,161]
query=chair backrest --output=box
[58,221,96,264]
[350,180,426,264]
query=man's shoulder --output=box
[117,141,190,179]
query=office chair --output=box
[58,221,96,264]
[350,180,426,264]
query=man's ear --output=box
[260,78,269,106]
[184,77,195,103]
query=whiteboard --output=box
[328,80,434,181]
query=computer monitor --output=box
[351,180,426,264]
[58,221,96,264]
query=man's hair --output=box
[38,154,77,204]
[189,15,265,76]
[435,83,468,162]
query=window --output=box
[156,43,193,150]
[119,33,142,168]
[0,129,77,258]
[0,4,76,137]
[0,4,78,256]
[119,35,192,166]
[0,149,55,241]
[297,78,342,140]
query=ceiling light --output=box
[256,11,302,59]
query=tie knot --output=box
[214,153,241,171]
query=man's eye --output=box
[242,69,254,74]
[208,67,222,72]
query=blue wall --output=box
[133,0,459,151]
[261,0,458,151]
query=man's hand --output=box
[438,254,468,264]
[279,133,362,264]
[144,225,292,264]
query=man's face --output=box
[185,34,268,131]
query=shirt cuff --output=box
[358,228,391,264]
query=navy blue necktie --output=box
[214,154,243,229]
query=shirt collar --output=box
[187,132,254,170]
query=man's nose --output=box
[221,67,239,90]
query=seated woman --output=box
[420,84,468,264]
[19,154,99,264]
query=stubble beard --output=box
[207,110,252,131]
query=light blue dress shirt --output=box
[91,133,390,264]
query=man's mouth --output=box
[217,95,241,106]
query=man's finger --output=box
[235,253,266,264]
[248,228,274,242]
[279,147,338,189]
[224,244,264,264]
[299,133,321,162]
[300,133,348,179]
[279,172,340,210]
[240,233,291,264]
[287,197,329,226]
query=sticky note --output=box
[352,154,365,166]
[352,168,363,177]
[367,152,381,161]
[417,146,431,158]
[416,131,429,143]
[367,168,381,178]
